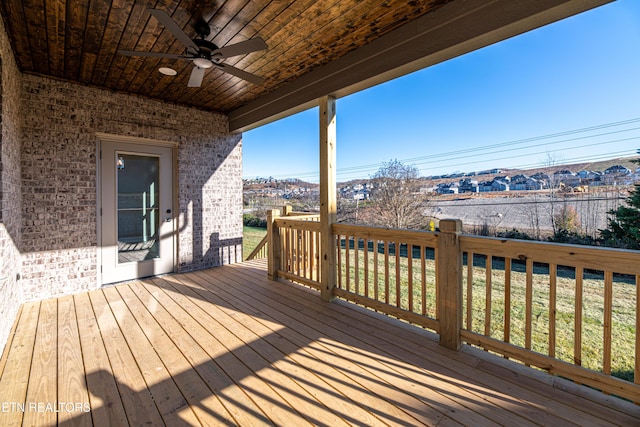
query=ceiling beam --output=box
[229,0,612,133]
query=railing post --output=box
[282,205,292,216]
[267,209,281,280]
[437,219,463,351]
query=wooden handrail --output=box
[245,234,268,260]
[275,218,321,231]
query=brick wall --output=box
[19,75,242,301]
[0,17,24,358]
[178,134,243,271]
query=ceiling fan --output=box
[118,9,267,87]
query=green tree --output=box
[369,159,429,229]
[600,156,640,249]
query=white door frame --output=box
[97,133,178,285]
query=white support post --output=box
[319,95,337,302]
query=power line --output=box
[244,117,640,180]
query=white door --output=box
[100,140,175,284]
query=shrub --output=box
[548,230,598,246]
[243,213,267,228]
[495,229,535,241]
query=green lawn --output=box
[243,226,267,260]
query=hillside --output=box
[244,156,640,190]
[499,156,639,179]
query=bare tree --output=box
[520,193,543,239]
[544,151,565,234]
[369,159,429,229]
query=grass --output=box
[243,226,267,260]
[335,241,637,383]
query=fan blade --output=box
[216,63,264,85]
[213,38,267,59]
[188,66,206,87]
[148,9,198,52]
[118,50,188,59]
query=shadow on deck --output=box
[0,259,638,426]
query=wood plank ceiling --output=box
[0,0,449,115]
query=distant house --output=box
[511,174,545,191]
[437,182,459,194]
[604,165,631,175]
[491,179,510,192]
[459,178,479,193]
[553,169,575,178]
[531,172,550,182]
[478,179,509,192]
[578,170,600,179]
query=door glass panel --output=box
[117,154,160,263]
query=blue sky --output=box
[243,0,640,183]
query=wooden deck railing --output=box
[267,210,640,401]
[268,208,321,289]
[459,235,640,402]
[332,223,440,332]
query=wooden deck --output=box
[1,259,638,426]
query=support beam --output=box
[319,96,337,302]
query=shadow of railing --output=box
[50,263,606,426]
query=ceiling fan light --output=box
[193,58,213,69]
[158,67,177,76]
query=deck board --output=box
[116,283,237,426]
[23,298,57,427]
[57,295,92,427]
[74,292,128,427]
[88,289,165,426]
[0,302,39,427]
[0,259,639,426]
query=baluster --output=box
[504,257,511,345]
[364,238,370,298]
[575,266,583,366]
[421,245,426,316]
[408,244,414,312]
[549,263,557,358]
[525,258,533,353]
[603,270,613,375]
[485,254,492,337]
[466,252,474,330]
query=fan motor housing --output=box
[193,38,219,59]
